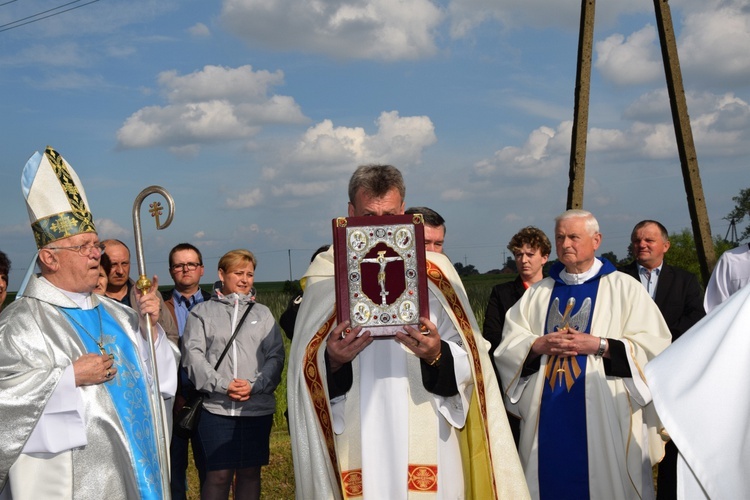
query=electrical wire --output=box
[0,0,100,33]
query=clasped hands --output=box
[530,327,602,358]
[227,379,251,401]
[326,317,441,372]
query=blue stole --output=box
[63,305,163,499]
[537,259,613,500]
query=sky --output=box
[1,0,749,290]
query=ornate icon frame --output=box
[332,214,429,336]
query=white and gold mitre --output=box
[21,146,97,249]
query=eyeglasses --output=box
[171,262,202,272]
[47,242,106,256]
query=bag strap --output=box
[213,302,255,370]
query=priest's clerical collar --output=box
[560,259,603,285]
[41,276,94,309]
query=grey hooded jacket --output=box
[181,291,284,417]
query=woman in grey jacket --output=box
[182,249,285,500]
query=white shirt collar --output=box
[40,276,93,309]
[560,259,603,285]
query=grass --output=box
[182,276,508,498]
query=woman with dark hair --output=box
[0,250,10,312]
[93,252,110,296]
[483,226,551,445]
[182,249,285,500]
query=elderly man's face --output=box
[45,233,103,294]
[348,187,405,217]
[555,217,601,273]
[105,243,130,289]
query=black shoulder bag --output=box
[175,302,255,438]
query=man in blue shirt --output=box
[162,243,211,500]
[619,220,705,500]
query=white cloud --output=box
[590,1,750,88]
[219,0,442,61]
[221,111,436,210]
[188,23,211,37]
[193,231,206,239]
[289,111,437,170]
[679,2,750,84]
[117,65,308,150]
[595,25,663,86]
[623,89,672,123]
[473,122,570,180]
[510,97,573,122]
[469,87,750,201]
[226,187,264,209]
[157,65,284,104]
[95,218,129,239]
[623,89,750,157]
[446,0,651,37]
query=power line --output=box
[0,0,83,29]
[0,0,100,33]
[0,1,20,8]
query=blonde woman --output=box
[182,249,284,500]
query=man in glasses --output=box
[162,243,210,499]
[101,238,178,345]
[0,146,177,498]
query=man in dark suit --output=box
[619,219,705,500]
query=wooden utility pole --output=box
[653,0,715,283]
[567,0,595,209]
[567,0,715,283]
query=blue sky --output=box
[1,0,749,290]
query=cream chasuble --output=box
[288,249,529,499]
[497,260,671,500]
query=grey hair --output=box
[348,165,405,204]
[554,209,599,236]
